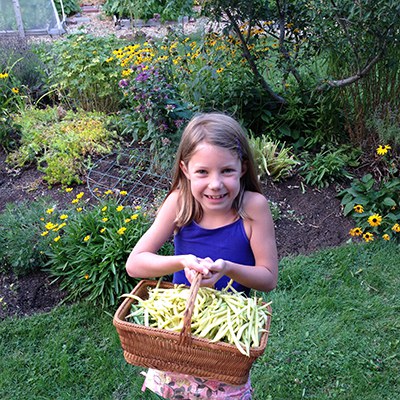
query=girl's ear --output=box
[240,161,248,177]
[180,161,190,179]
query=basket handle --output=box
[178,271,202,345]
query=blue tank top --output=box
[173,219,255,295]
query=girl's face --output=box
[180,142,246,215]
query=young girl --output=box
[126,112,278,399]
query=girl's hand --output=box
[184,256,213,285]
[199,258,226,287]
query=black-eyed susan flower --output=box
[363,232,374,242]
[84,235,91,242]
[382,234,390,241]
[353,204,364,213]
[392,223,400,233]
[117,227,127,235]
[349,227,363,237]
[72,198,79,204]
[368,214,382,227]
[102,217,108,222]
[116,205,124,212]
[60,214,68,220]
[376,145,391,156]
[11,87,19,94]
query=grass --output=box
[1,241,399,399]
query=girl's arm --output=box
[126,191,209,278]
[201,191,279,292]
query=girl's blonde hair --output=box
[168,112,262,228]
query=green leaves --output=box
[43,197,174,308]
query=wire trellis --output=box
[87,147,171,207]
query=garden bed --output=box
[0,147,354,319]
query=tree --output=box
[202,0,400,105]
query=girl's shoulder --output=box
[242,190,269,211]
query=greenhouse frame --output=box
[0,0,66,37]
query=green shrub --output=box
[298,145,360,188]
[249,134,299,181]
[103,0,194,22]
[7,106,117,186]
[53,0,80,17]
[43,194,174,307]
[0,198,55,276]
[338,144,400,243]
[36,34,124,112]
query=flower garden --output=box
[0,1,399,398]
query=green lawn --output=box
[1,241,399,399]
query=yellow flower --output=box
[135,205,142,210]
[117,226,127,235]
[353,204,364,213]
[54,236,61,242]
[41,231,49,236]
[84,235,91,242]
[376,145,391,156]
[349,227,363,237]
[76,207,83,212]
[11,87,19,94]
[46,208,54,214]
[131,214,139,220]
[60,214,68,220]
[59,222,67,229]
[104,190,113,195]
[368,214,382,227]
[71,198,79,204]
[100,227,106,233]
[65,187,73,192]
[76,192,84,199]
[102,206,108,212]
[125,218,131,223]
[216,67,224,73]
[45,222,55,230]
[382,234,390,241]
[116,205,124,212]
[102,217,108,222]
[363,232,374,242]
[120,190,128,196]
[392,223,400,233]
[0,72,9,79]
[84,274,89,280]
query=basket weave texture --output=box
[113,273,272,385]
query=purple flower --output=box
[118,79,129,88]
[174,119,185,128]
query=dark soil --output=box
[0,148,354,320]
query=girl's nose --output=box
[208,174,223,190]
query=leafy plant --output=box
[36,34,124,112]
[249,134,298,181]
[53,0,80,17]
[43,193,174,307]
[6,107,117,187]
[338,145,400,242]
[112,41,195,170]
[103,0,194,22]
[298,145,360,188]
[0,198,55,276]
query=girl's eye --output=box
[222,168,235,174]
[196,169,207,174]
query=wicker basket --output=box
[113,273,272,385]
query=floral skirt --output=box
[142,368,252,399]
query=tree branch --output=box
[224,8,286,104]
